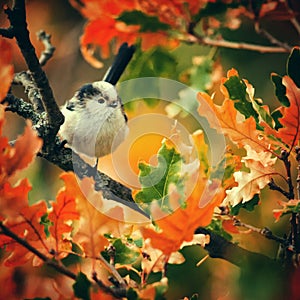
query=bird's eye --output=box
[98,98,105,104]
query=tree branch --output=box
[233,218,288,245]
[13,71,44,112]
[0,222,124,298]
[254,22,292,51]
[269,178,291,199]
[36,138,148,217]
[185,33,291,53]
[2,0,64,137]
[2,94,40,124]
[0,221,77,280]
[195,227,278,267]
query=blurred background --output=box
[0,0,299,299]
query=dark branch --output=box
[36,139,148,217]
[0,222,123,298]
[268,178,291,199]
[3,0,64,137]
[195,227,277,268]
[2,94,40,124]
[0,221,77,280]
[0,27,14,38]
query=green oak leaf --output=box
[223,75,259,122]
[230,194,260,216]
[134,143,184,213]
[287,47,300,88]
[112,238,140,265]
[72,272,91,300]
[271,73,290,107]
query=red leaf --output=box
[0,38,14,101]
[48,190,80,252]
[277,76,300,148]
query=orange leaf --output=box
[48,190,80,253]
[81,17,138,59]
[0,38,14,101]
[0,201,48,267]
[0,179,31,218]
[277,76,300,148]
[197,93,275,153]
[0,105,42,183]
[60,172,127,258]
[142,176,224,255]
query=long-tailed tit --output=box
[59,43,135,161]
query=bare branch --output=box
[13,71,44,112]
[185,30,291,53]
[0,221,77,280]
[268,178,291,199]
[254,22,292,51]
[233,218,288,245]
[3,0,64,138]
[2,94,40,124]
[37,30,56,67]
[195,227,278,267]
[284,0,300,36]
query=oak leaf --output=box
[142,174,224,256]
[60,172,128,258]
[48,189,80,253]
[197,92,276,153]
[0,105,42,183]
[276,76,300,148]
[224,145,277,207]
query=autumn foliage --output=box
[1,0,300,299]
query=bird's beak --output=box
[107,100,118,107]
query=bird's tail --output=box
[103,43,135,85]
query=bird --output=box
[59,43,135,165]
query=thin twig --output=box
[233,218,288,245]
[97,254,126,286]
[0,222,124,298]
[284,0,300,36]
[185,32,290,53]
[254,22,292,51]
[37,30,56,67]
[268,178,291,199]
